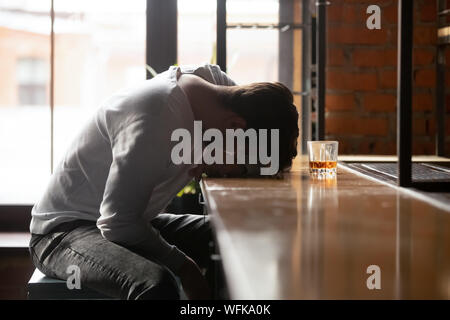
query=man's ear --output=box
[226,114,246,130]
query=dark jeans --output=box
[29,214,212,300]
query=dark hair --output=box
[221,82,299,172]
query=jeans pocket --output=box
[32,231,69,264]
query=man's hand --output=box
[176,256,211,300]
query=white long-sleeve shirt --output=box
[30,64,236,272]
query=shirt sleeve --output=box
[194,63,237,86]
[214,65,237,86]
[96,114,187,273]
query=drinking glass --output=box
[307,141,339,179]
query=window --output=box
[0,0,51,204]
[178,0,302,104]
[0,0,145,204]
[177,0,284,84]
[178,0,216,66]
[17,58,48,106]
[1,0,304,204]
[52,0,146,165]
[226,0,279,84]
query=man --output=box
[29,64,299,300]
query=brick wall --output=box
[325,0,450,156]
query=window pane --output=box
[227,0,278,24]
[178,0,216,66]
[227,0,279,84]
[0,0,51,203]
[17,58,48,85]
[178,0,279,85]
[53,0,146,165]
[227,28,278,84]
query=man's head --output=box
[178,74,299,178]
[218,82,299,173]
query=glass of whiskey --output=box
[307,141,339,179]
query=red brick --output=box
[363,93,396,112]
[413,118,435,136]
[413,93,433,111]
[388,27,398,45]
[413,49,434,66]
[328,138,354,154]
[383,49,398,67]
[327,71,378,91]
[328,4,361,23]
[384,3,397,24]
[359,140,396,154]
[353,50,382,67]
[419,2,437,23]
[353,49,397,67]
[414,26,437,45]
[328,48,345,66]
[328,26,388,45]
[414,68,436,88]
[322,0,447,157]
[326,116,389,136]
[412,142,435,155]
[413,119,426,135]
[326,93,356,111]
[379,70,397,89]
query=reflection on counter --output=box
[202,162,450,299]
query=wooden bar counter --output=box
[201,157,450,299]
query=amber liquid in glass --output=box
[309,161,337,178]
[309,161,337,170]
